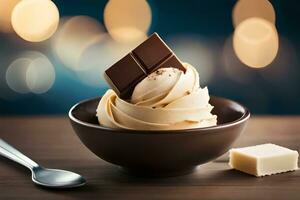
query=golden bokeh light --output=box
[0,0,20,33]
[233,18,279,68]
[6,58,31,94]
[104,0,151,43]
[167,36,215,84]
[52,16,105,71]
[108,27,147,44]
[6,51,55,94]
[26,56,55,94]
[11,0,59,42]
[232,0,275,28]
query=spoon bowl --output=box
[32,167,86,188]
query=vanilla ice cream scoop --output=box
[97,63,217,130]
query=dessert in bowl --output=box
[98,63,217,130]
[69,33,250,176]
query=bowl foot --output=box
[120,166,197,177]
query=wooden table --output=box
[0,116,299,200]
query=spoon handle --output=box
[0,139,39,170]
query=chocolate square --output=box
[105,54,146,98]
[132,33,172,73]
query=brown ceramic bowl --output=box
[69,96,250,176]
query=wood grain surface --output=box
[0,116,299,200]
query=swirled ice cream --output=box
[96,63,217,130]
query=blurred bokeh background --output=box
[0,0,299,115]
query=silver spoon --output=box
[0,139,86,188]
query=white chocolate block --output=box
[229,144,299,177]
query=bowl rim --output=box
[69,96,250,134]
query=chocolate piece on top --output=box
[104,54,146,97]
[132,33,172,73]
[104,32,186,99]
